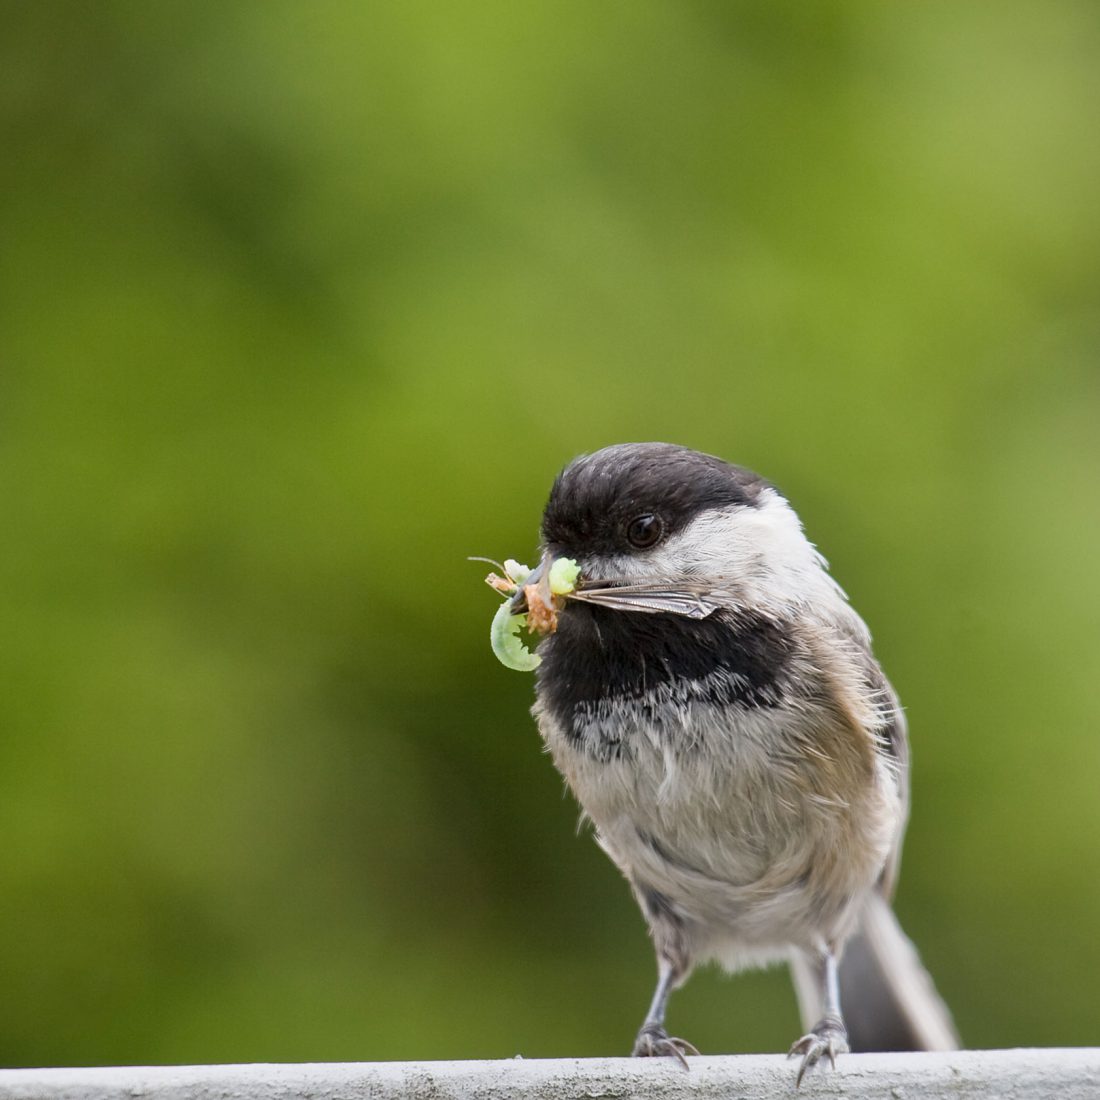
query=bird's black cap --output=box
[541,442,769,556]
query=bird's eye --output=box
[626,513,664,549]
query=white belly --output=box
[534,695,900,967]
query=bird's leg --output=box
[788,944,850,1084]
[632,953,699,1067]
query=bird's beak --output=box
[508,551,553,615]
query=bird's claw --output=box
[632,1023,699,1068]
[787,1015,849,1086]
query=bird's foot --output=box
[632,1023,699,1068]
[787,1014,849,1086]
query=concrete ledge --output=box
[0,1049,1097,1100]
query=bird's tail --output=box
[790,892,960,1052]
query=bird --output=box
[506,442,958,1083]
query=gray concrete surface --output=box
[0,1049,1096,1100]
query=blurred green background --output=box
[2,0,1098,1069]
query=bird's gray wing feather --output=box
[790,654,957,1052]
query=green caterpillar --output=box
[488,557,580,672]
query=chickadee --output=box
[509,443,958,1082]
